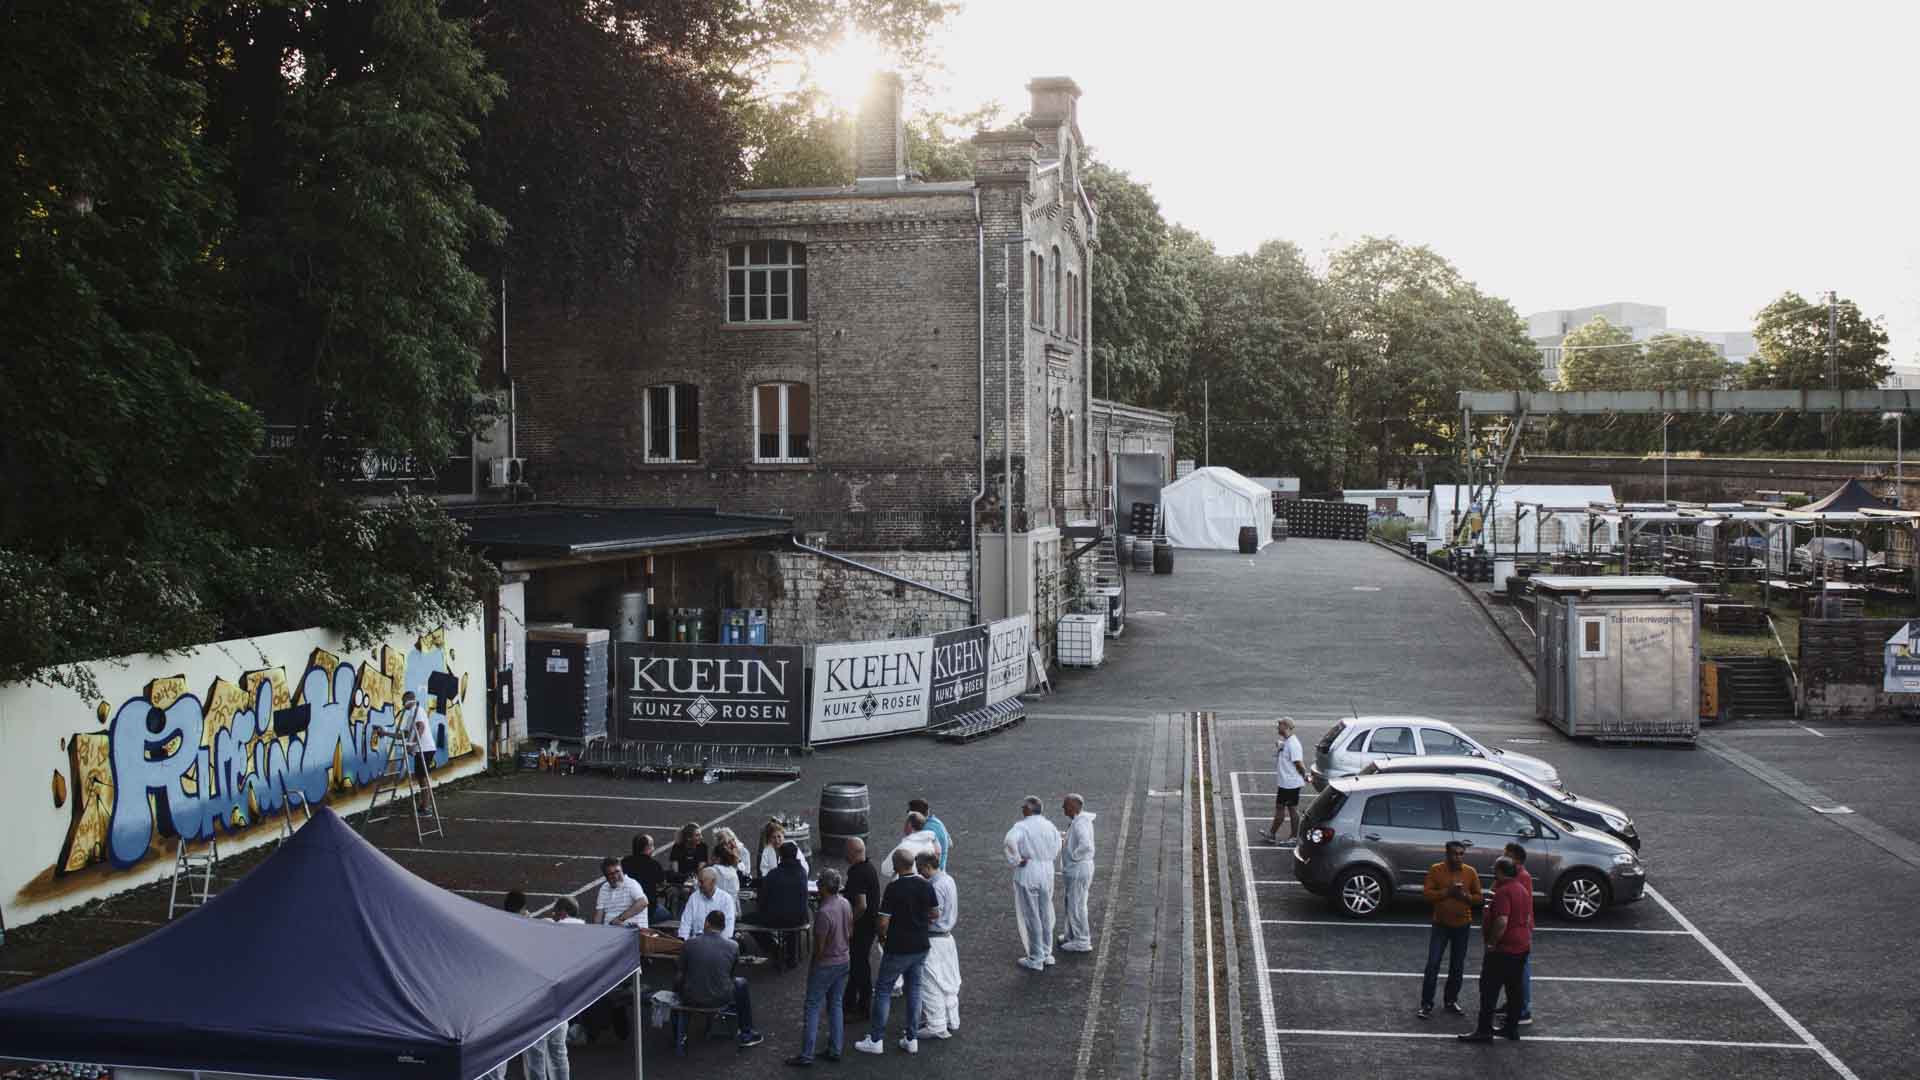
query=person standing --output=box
[786,868,852,1067]
[1058,794,1096,953]
[842,837,881,1019]
[1495,842,1535,1026]
[1418,840,1481,1019]
[1004,796,1061,971]
[1263,717,1308,845]
[910,798,952,870]
[1458,856,1531,1043]
[914,851,962,1039]
[854,849,938,1056]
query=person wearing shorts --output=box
[1263,716,1308,845]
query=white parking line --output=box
[1269,1029,1813,1051]
[1267,967,1743,988]
[1253,880,1303,886]
[1259,919,1691,936]
[1645,886,1858,1079]
[443,816,680,832]
[465,788,745,806]
[1231,770,1286,1080]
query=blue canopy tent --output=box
[0,806,642,1080]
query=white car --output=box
[1310,716,1560,791]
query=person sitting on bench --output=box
[677,910,764,1052]
[755,841,811,968]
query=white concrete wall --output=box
[0,614,486,930]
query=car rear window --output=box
[1302,788,1347,828]
[1316,720,1347,754]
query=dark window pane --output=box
[753,239,770,264]
[760,432,781,458]
[646,386,670,458]
[729,269,745,296]
[1361,796,1390,826]
[728,244,744,267]
[770,268,788,297]
[1386,791,1447,831]
[793,268,808,320]
[750,293,766,321]
[768,240,787,263]
[787,383,810,458]
[676,385,699,460]
[792,243,806,265]
[757,385,781,457]
[771,294,788,321]
[789,430,811,459]
[729,295,746,322]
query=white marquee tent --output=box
[1429,484,1618,552]
[1162,466,1275,550]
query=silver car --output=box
[1291,774,1646,921]
[1361,755,1640,851]
[1310,716,1561,791]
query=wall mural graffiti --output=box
[49,627,473,876]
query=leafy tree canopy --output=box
[1742,291,1890,390]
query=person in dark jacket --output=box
[623,833,671,924]
[676,910,764,1053]
[757,841,812,968]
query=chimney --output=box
[1024,76,1082,161]
[855,72,906,188]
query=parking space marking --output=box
[1267,1029,1814,1051]
[1260,919,1691,936]
[1252,880,1302,886]
[1230,770,1285,1080]
[465,788,745,806]
[384,846,604,861]
[1266,967,1743,987]
[442,816,680,832]
[1645,886,1859,1080]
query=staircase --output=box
[1711,656,1797,724]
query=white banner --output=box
[986,615,1032,706]
[810,636,935,743]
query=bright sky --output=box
[906,0,1918,360]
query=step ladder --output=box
[167,834,220,920]
[363,719,444,843]
[276,784,313,844]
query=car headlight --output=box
[1612,852,1644,874]
[1601,814,1628,832]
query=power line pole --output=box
[1827,290,1839,448]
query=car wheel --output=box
[1553,870,1609,921]
[1333,866,1390,919]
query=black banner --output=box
[614,642,806,747]
[929,625,989,726]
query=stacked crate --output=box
[1272,499,1367,540]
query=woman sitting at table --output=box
[756,819,811,884]
[712,839,745,900]
[669,822,709,878]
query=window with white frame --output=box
[754,382,811,462]
[643,383,699,462]
[727,240,808,323]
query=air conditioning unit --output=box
[488,457,525,488]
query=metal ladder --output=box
[277,784,313,844]
[167,834,220,920]
[363,720,444,842]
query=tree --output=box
[1741,290,1890,390]
[1324,237,1542,487]
[1643,334,1731,391]
[1555,317,1642,390]
[1083,159,1201,407]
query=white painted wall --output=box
[0,614,486,930]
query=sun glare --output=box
[805,32,896,114]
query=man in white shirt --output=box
[1058,794,1097,953]
[915,851,963,1039]
[593,858,649,928]
[1264,716,1309,846]
[1003,796,1061,971]
[892,811,941,870]
[677,866,739,941]
[400,691,437,797]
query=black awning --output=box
[1802,479,1895,516]
[453,504,792,558]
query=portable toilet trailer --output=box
[1532,575,1700,743]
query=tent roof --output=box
[1432,484,1617,511]
[1801,479,1895,516]
[0,807,639,1080]
[1165,466,1271,501]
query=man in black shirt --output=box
[854,849,938,1056]
[842,837,882,1018]
[623,833,670,924]
[675,910,765,1052]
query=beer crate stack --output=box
[1273,498,1367,540]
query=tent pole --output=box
[633,968,645,1079]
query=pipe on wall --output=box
[789,537,971,605]
[969,189,987,624]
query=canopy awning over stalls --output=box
[0,807,642,1080]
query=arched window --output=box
[754,382,812,462]
[1051,245,1063,331]
[727,241,807,323]
[643,383,699,462]
[1031,251,1045,328]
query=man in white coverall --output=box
[1004,796,1061,971]
[914,850,962,1038]
[1058,793,1096,953]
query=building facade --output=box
[1527,302,1757,384]
[497,73,1103,663]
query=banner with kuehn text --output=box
[810,636,935,743]
[929,625,990,726]
[614,642,806,746]
[985,614,1032,706]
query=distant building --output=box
[1527,302,1755,384]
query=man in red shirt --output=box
[1458,856,1531,1043]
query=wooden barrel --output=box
[1238,525,1258,554]
[818,782,871,857]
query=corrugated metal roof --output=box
[453,505,792,558]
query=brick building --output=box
[487,72,1107,662]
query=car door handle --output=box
[1363,833,1382,841]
